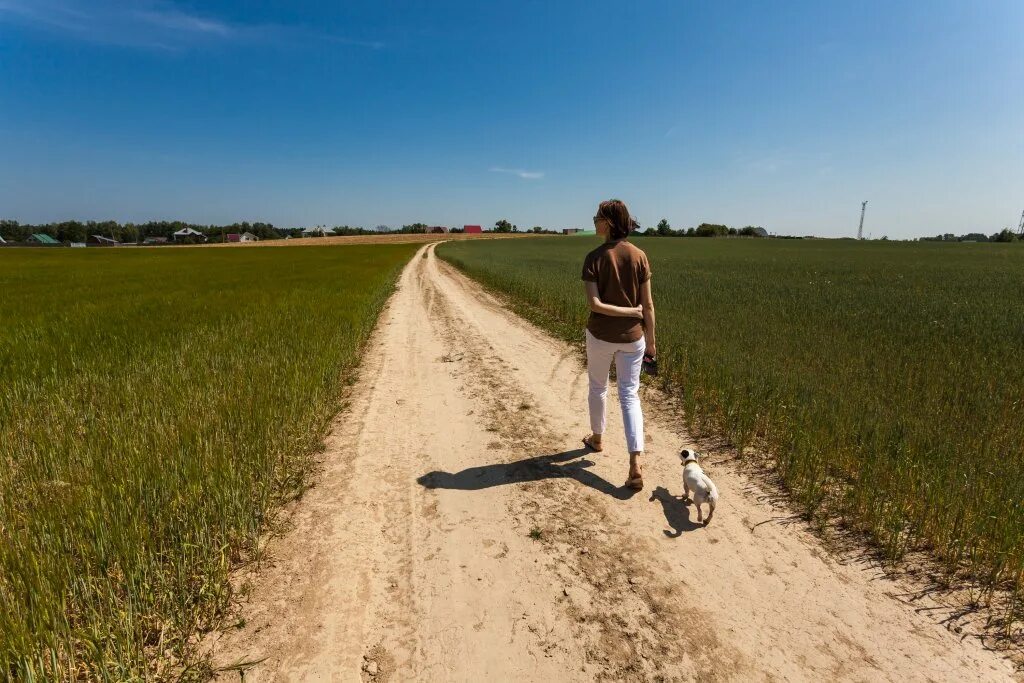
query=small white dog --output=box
[681,449,719,525]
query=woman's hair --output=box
[597,199,632,240]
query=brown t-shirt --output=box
[581,240,652,343]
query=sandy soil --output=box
[205,243,1017,682]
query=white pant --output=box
[585,329,645,453]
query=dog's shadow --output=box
[649,486,703,537]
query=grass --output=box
[0,243,419,680]
[438,236,1024,628]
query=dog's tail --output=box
[702,475,719,509]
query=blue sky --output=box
[1,1,1021,237]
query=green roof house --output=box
[28,234,60,245]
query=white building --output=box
[172,227,207,241]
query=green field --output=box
[0,244,418,680]
[438,237,1024,624]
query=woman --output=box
[581,199,656,490]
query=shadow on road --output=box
[649,485,703,537]
[417,448,637,500]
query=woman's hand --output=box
[584,282,647,319]
[640,279,656,356]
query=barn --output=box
[463,225,482,234]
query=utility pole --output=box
[1017,209,1023,238]
[857,201,868,240]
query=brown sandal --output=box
[625,462,643,490]
[582,435,603,452]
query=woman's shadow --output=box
[649,485,703,537]
[417,448,638,500]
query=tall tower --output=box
[1017,209,1023,238]
[858,201,868,240]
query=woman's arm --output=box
[584,281,643,318]
[640,279,656,356]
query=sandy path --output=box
[206,244,1016,682]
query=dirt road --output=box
[207,244,1016,681]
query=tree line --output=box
[16,217,1011,244]
[637,219,767,237]
[1,217,762,243]
[918,228,1019,243]
[0,219,569,243]
[0,220,481,244]
[490,220,559,234]
[0,220,290,244]
[487,218,762,236]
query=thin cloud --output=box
[489,167,545,180]
[738,150,834,176]
[0,0,90,34]
[134,8,233,37]
[738,150,793,175]
[323,34,386,50]
[0,0,383,50]
[743,157,786,174]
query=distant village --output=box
[0,220,600,247]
